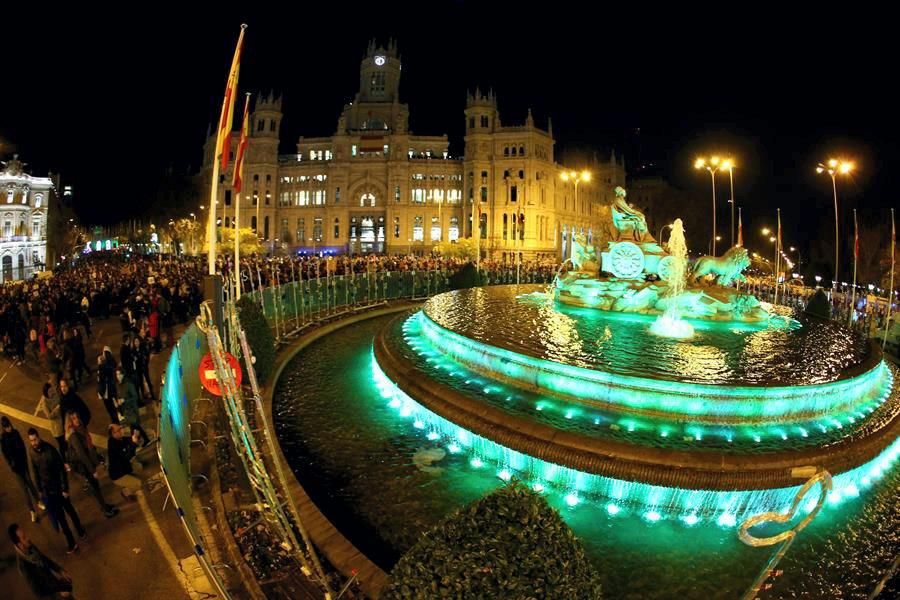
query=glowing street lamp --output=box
[695,156,732,256]
[560,170,591,256]
[721,158,736,247]
[560,170,591,208]
[816,158,855,286]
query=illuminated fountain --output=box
[368,188,900,526]
[649,218,694,339]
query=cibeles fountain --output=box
[555,186,768,325]
[367,184,899,529]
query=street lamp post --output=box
[816,158,854,288]
[722,159,736,247]
[695,155,732,257]
[560,170,590,260]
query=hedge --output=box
[236,295,276,385]
[383,480,603,599]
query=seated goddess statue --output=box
[610,186,650,242]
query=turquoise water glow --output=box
[424,285,869,385]
[273,315,900,598]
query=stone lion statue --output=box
[690,246,750,286]
[569,233,599,273]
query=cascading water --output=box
[650,218,695,339]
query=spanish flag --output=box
[231,94,251,194]
[215,25,247,173]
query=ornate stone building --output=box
[200,41,625,260]
[0,155,50,281]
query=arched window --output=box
[333,217,340,239]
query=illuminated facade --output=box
[200,40,625,259]
[0,155,50,281]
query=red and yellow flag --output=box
[231,94,251,194]
[215,25,247,173]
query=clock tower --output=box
[358,38,401,103]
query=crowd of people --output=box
[1,254,207,597]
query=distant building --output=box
[199,40,625,260]
[0,155,50,280]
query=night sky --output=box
[1,3,895,273]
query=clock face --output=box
[374,55,386,66]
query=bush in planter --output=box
[236,295,276,385]
[382,480,602,599]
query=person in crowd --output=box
[107,423,145,500]
[96,346,119,424]
[115,367,150,446]
[35,382,67,457]
[27,428,86,554]
[9,523,74,598]
[58,379,90,433]
[63,412,118,519]
[2,417,44,522]
[132,335,155,403]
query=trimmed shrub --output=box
[383,481,602,599]
[236,295,276,385]
[448,262,480,290]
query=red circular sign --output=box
[198,352,243,396]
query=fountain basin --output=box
[414,299,888,425]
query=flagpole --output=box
[850,208,858,327]
[883,208,895,349]
[234,93,251,300]
[208,24,247,276]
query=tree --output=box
[433,238,477,261]
[383,481,603,599]
[204,227,264,256]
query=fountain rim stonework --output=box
[374,312,900,492]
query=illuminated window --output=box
[413,216,424,241]
[313,217,323,242]
[449,216,459,241]
[393,216,400,238]
[394,185,401,203]
[411,188,425,203]
[313,190,325,205]
[430,216,441,241]
[360,193,376,207]
[35,194,43,207]
[351,145,357,156]
[297,218,305,243]
[335,187,341,203]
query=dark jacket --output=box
[1,428,29,474]
[65,427,101,479]
[59,389,91,429]
[97,357,118,399]
[16,543,72,597]
[107,435,137,480]
[29,440,68,496]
